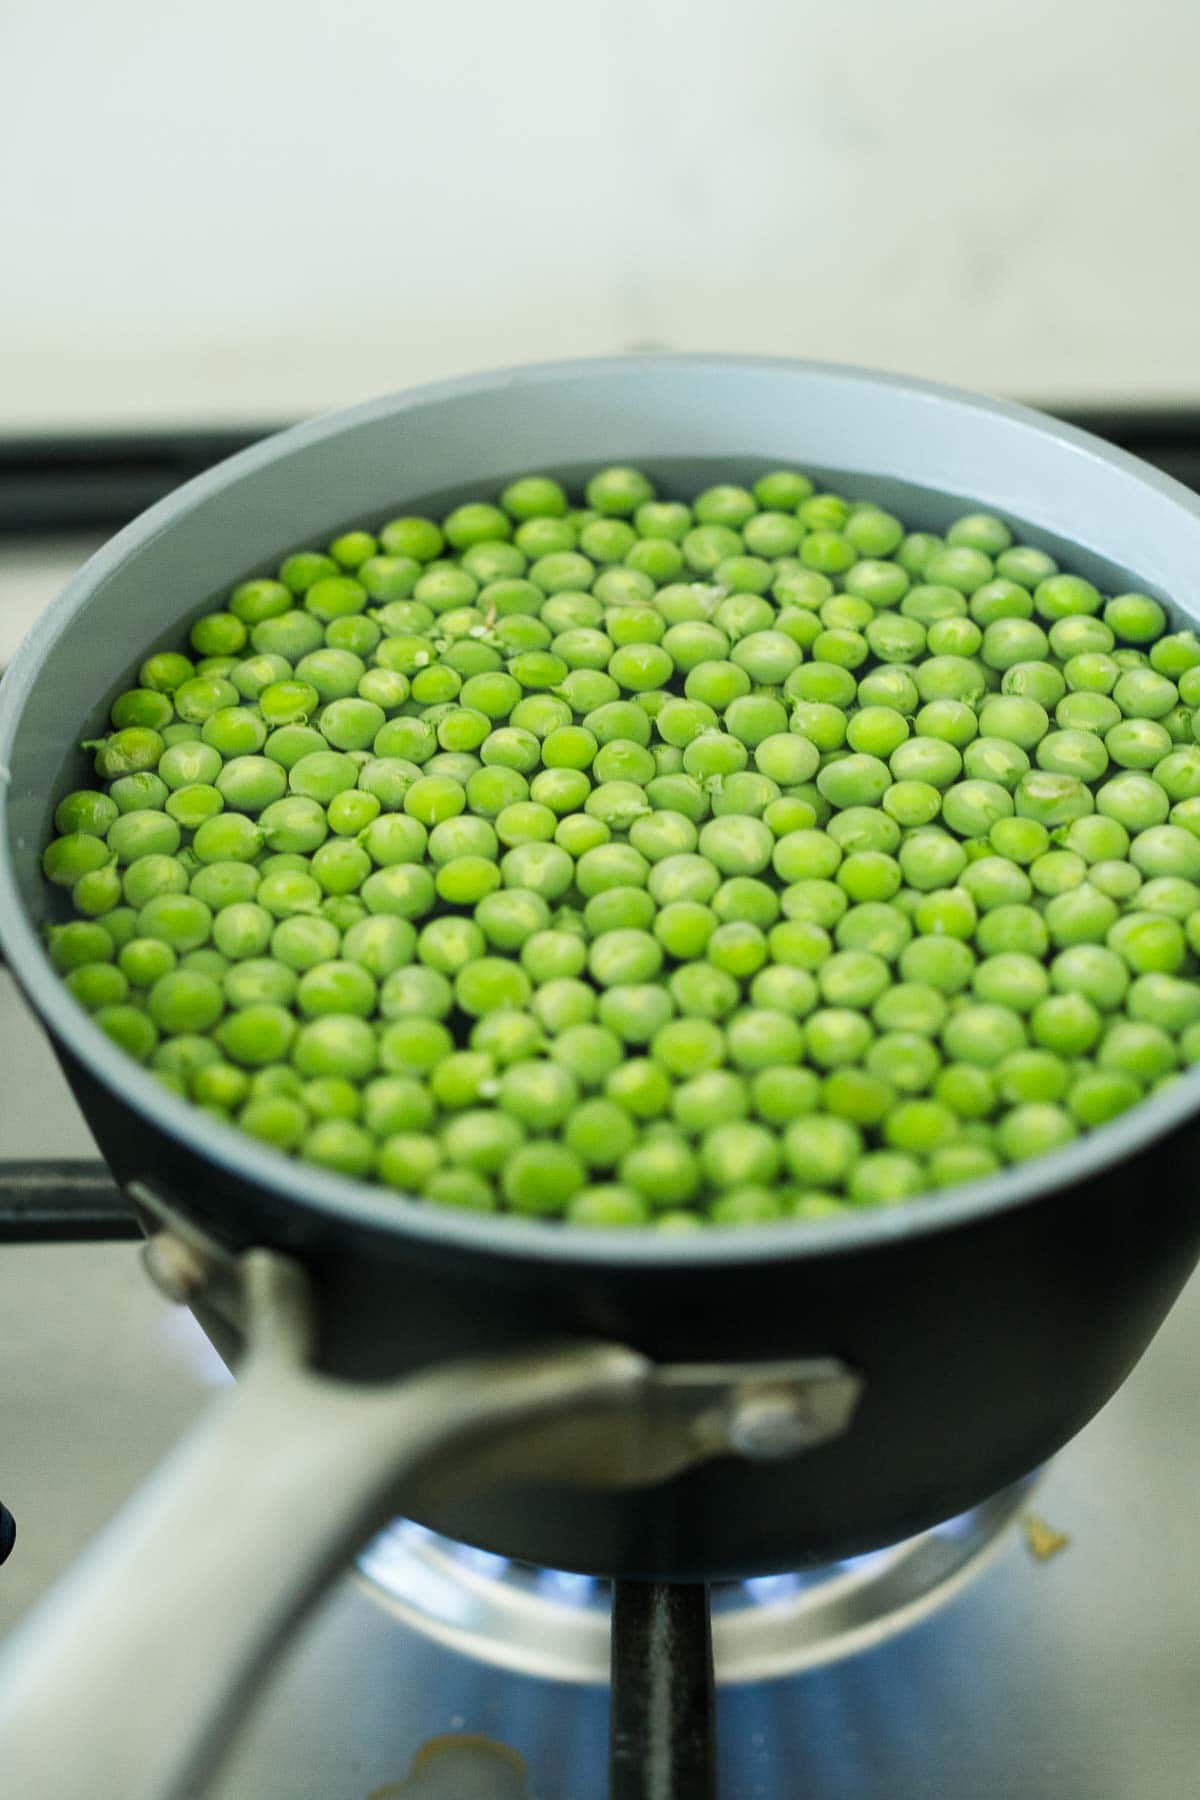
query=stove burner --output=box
[357,1474,1038,1686]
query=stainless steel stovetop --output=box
[2,527,1199,1799]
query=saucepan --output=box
[2,356,1200,1799]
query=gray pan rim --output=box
[3,350,1200,1270]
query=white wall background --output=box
[1,0,1197,427]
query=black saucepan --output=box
[3,356,1200,1800]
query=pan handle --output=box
[0,1242,861,1800]
[0,1251,643,1800]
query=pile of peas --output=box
[40,464,1200,1228]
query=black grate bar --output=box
[0,428,280,535]
[0,1160,139,1240]
[610,1580,716,1800]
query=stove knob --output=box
[0,1504,14,1567]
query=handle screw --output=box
[725,1387,817,1460]
[142,1231,209,1304]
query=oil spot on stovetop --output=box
[1021,1511,1071,1561]
[369,1732,529,1799]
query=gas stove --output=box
[2,414,1200,1798]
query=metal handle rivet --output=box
[724,1388,818,1460]
[142,1231,209,1305]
